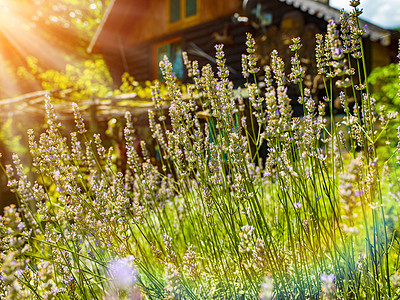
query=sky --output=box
[330,0,400,29]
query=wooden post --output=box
[89,95,98,134]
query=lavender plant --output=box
[1,2,400,299]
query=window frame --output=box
[167,0,200,28]
[152,36,183,80]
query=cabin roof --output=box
[280,0,396,45]
[87,0,117,54]
[88,0,397,53]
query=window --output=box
[185,0,197,18]
[169,0,198,23]
[153,37,183,80]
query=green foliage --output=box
[12,0,111,48]
[18,57,175,102]
[368,62,400,161]
[116,73,182,99]
[368,63,400,109]
[0,118,28,156]
[19,56,114,100]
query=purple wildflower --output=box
[108,256,137,289]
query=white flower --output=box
[108,256,136,290]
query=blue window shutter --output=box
[157,44,170,79]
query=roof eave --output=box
[87,0,117,54]
[281,0,397,46]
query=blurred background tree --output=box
[367,28,400,111]
[368,62,400,110]
[23,0,110,54]
[0,0,111,98]
[367,29,400,161]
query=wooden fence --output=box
[0,89,165,125]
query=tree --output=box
[0,0,111,98]
[368,63,400,110]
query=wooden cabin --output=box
[88,0,398,92]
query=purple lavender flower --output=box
[321,273,335,282]
[352,190,362,197]
[17,222,25,231]
[321,273,336,299]
[334,47,343,57]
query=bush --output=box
[368,62,400,110]
[1,3,400,299]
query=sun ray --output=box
[0,0,83,99]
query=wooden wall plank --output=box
[119,14,248,86]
